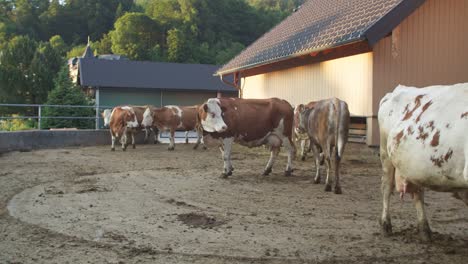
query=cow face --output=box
[297,105,313,134]
[199,98,227,133]
[141,107,153,127]
[102,109,112,127]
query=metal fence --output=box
[0,103,113,130]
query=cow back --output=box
[211,98,294,141]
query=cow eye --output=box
[211,113,215,118]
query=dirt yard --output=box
[0,141,467,264]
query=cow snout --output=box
[220,125,227,132]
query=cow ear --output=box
[298,104,304,112]
[203,103,209,112]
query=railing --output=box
[0,103,114,130]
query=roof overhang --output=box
[218,40,371,78]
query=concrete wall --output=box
[0,130,145,153]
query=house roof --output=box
[78,58,237,92]
[216,0,425,75]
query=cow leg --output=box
[323,144,333,192]
[300,139,308,161]
[380,146,395,237]
[193,128,205,150]
[185,131,189,144]
[220,137,234,178]
[110,130,116,151]
[168,129,175,150]
[333,150,342,194]
[282,136,295,176]
[263,146,280,176]
[413,190,432,242]
[151,127,160,144]
[144,128,149,143]
[121,130,127,151]
[311,144,321,183]
[131,132,136,149]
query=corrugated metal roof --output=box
[78,58,236,92]
[216,0,407,75]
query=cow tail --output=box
[333,98,342,160]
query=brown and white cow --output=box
[293,102,316,161]
[108,106,139,151]
[297,98,350,194]
[103,106,160,146]
[378,83,468,241]
[141,105,205,150]
[198,97,296,177]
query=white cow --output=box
[378,83,468,241]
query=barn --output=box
[215,0,468,146]
[69,44,237,127]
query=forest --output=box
[0,0,302,129]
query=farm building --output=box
[68,44,237,126]
[215,0,468,146]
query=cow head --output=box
[141,107,154,128]
[198,98,227,133]
[102,109,112,127]
[297,104,313,134]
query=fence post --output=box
[38,105,42,130]
[95,87,100,130]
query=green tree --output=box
[110,12,162,60]
[66,44,87,59]
[0,36,62,114]
[49,35,68,56]
[42,66,94,129]
[166,28,190,62]
[0,35,38,106]
[95,33,113,55]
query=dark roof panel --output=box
[217,0,409,75]
[78,58,236,92]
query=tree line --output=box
[0,0,302,128]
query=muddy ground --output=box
[0,141,467,264]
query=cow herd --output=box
[101,82,468,242]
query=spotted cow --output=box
[108,106,139,151]
[141,105,205,150]
[378,83,468,241]
[297,98,350,194]
[103,106,159,146]
[294,102,317,161]
[198,97,296,177]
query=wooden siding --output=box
[242,52,373,117]
[372,0,468,113]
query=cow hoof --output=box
[132,145,136,149]
[301,156,306,161]
[168,147,175,151]
[193,144,199,150]
[381,219,393,236]
[221,171,232,178]
[154,140,160,144]
[284,169,292,176]
[111,148,115,151]
[418,222,432,242]
[185,140,189,144]
[324,184,332,192]
[202,146,207,150]
[334,186,342,194]
[122,148,126,152]
[262,168,272,176]
[313,178,321,184]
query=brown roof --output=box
[216,0,425,75]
